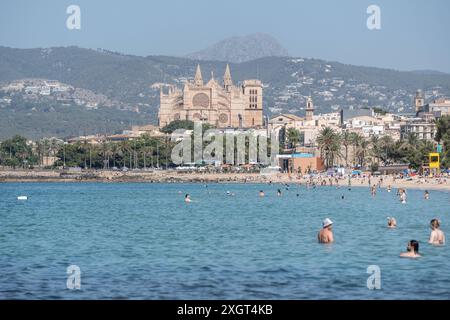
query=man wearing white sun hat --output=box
[318,218,334,244]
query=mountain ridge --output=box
[1,45,450,139]
[186,33,289,63]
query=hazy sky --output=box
[1,0,449,72]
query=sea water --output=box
[0,182,449,299]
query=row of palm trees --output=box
[286,126,436,170]
[0,134,173,169]
[53,135,174,169]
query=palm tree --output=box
[378,135,394,165]
[341,130,352,168]
[119,141,130,168]
[316,127,341,168]
[286,128,301,150]
[351,133,369,168]
[370,135,380,164]
[110,142,120,168]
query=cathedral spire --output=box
[223,64,233,88]
[194,64,203,86]
[306,96,314,121]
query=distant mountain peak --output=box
[186,33,289,63]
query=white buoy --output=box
[17,196,28,200]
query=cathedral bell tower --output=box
[194,64,203,87]
[223,64,233,91]
[306,96,314,121]
[414,89,424,114]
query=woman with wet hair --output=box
[429,219,445,245]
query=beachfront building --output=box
[400,118,436,141]
[158,64,263,129]
[277,153,325,174]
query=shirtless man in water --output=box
[429,219,445,245]
[318,218,334,244]
[400,240,421,258]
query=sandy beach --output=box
[1,169,449,192]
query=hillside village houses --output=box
[0,79,115,108]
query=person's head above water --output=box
[387,217,397,227]
[185,194,190,198]
[430,219,440,230]
[322,218,333,229]
[407,240,419,253]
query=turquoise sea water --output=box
[0,182,449,299]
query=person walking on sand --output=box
[400,240,421,258]
[318,218,334,244]
[429,219,445,245]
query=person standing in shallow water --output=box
[259,190,265,197]
[184,194,191,203]
[318,218,334,244]
[429,219,445,245]
[424,190,430,200]
[371,185,376,197]
[400,240,421,258]
[399,189,407,203]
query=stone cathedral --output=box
[158,64,263,128]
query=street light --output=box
[63,142,67,168]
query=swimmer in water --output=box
[318,218,334,244]
[277,189,282,196]
[400,240,421,258]
[424,190,430,200]
[429,219,445,245]
[184,194,191,203]
[387,185,391,193]
[259,190,265,197]
[387,217,397,229]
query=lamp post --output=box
[63,142,67,168]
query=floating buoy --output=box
[17,196,28,200]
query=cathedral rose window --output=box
[192,93,210,108]
[219,113,228,124]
